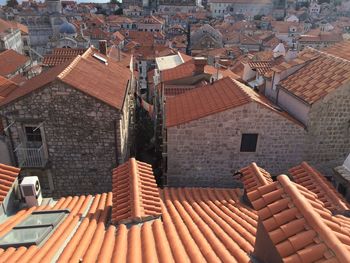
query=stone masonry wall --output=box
[0,81,125,197]
[305,83,350,172]
[166,102,306,187]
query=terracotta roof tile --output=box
[0,159,262,262]
[0,47,131,110]
[161,60,196,83]
[323,40,350,60]
[289,162,350,211]
[0,50,29,77]
[279,48,350,104]
[58,49,131,110]
[111,158,162,224]
[240,163,273,194]
[166,77,303,127]
[0,76,18,101]
[42,55,78,67]
[0,163,20,204]
[42,48,86,67]
[0,60,72,107]
[248,174,350,262]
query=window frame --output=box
[240,133,259,152]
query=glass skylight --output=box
[0,209,69,249]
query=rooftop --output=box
[0,159,349,262]
[166,77,303,128]
[0,50,30,77]
[0,48,132,110]
[279,48,350,104]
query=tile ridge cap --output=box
[250,162,269,186]
[301,162,349,210]
[57,55,82,80]
[278,174,349,262]
[130,158,142,219]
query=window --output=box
[25,126,42,142]
[240,134,258,152]
[0,210,69,249]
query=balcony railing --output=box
[14,144,47,168]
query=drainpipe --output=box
[4,116,18,166]
[114,119,119,166]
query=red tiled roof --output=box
[0,159,260,262]
[164,85,196,97]
[248,174,350,262]
[111,158,162,224]
[323,40,350,61]
[166,77,303,128]
[0,50,29,77]
[0,48,132,110]
[0,76,18,102]
[0,60,72,107]
[289,162,350,211]
[42,55,78,67]
[240,163,273,194]
[0,164,20,204]
[51,48,85,56]
[279,48,350,104]
[161,60,196,82]
[0,192,112,262]
[58,49,131,110]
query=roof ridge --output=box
[57,55,82,80]
[251,163,269,186]
[300,162,349,210]
[111,158,162,224]
[130,158,142,219]
[278,175,349,262]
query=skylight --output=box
[0,209,69,249]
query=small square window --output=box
[240,134,258,152]
[25,126,42,142]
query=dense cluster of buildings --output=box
[0,0,349,261]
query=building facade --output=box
[0,49,135,197]
[164,78,306,187]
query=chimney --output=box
[99,40,107,56]
[193,57,207,75]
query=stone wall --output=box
[305,83,350,171]
[166,102,306,187]
[0,81,131,197]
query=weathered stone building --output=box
[190,24,223,53]
[265,46,350,171]
[163,77,305,187]
[0,47,135,197]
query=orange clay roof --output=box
[42,48,86,67]
[279,48,350,105]
[0,50,29,77]
[0,192,112,262]
[0,48,131,110]
[64,187,257,262]
[42,55,79,67]
[161,60,197,83]
[289,162,350,211]
[248,174,350,263]
[166,77,303,128]
[0,76,18,102]
[0,164,20,204]
[0,189,259,261]
[111,158,162,224]
[240,163,273,194]
[323,40,350,60]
